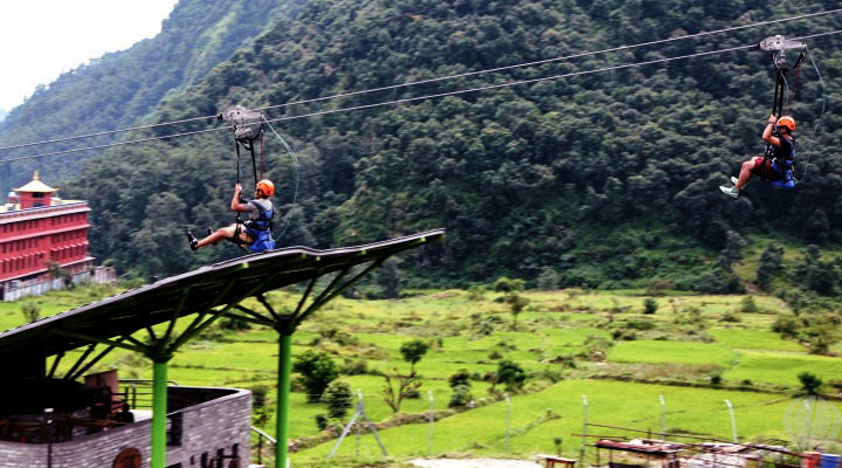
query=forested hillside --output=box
[0,0,307,191]
[66,0,842,294]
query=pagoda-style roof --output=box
[13,171,58,193]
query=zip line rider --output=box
[719,114,797,198]
[187,179,276,252]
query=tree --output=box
[400,339,429,374]
[494,277,530,329]
[381,371,422,414]
[381,339,430,414]
[798,372,822,395]
[496,359,527,392]
[756,244,784,291]
[292,350,338,402]
[321,380,353,421]
[718,230,746,271]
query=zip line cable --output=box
[249,8,842,115]
[798,45,828,183]
[2,29,840,165]
[259,29,840,125]
[262,119,300,240]
[1,8,839,156]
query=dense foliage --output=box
[0,0,307,190]
[59,0,842,291]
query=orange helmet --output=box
[777,116,796,132]
[256,179,275,197]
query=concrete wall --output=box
[0,386,251,468]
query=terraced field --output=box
[5,285,841,466]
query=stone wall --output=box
[0,386,251,467]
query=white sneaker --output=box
[719,185,739,199]
[731,176,739,186]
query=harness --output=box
[243,200,275,253]
[763,135,797,190]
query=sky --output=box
[0,0,179,112]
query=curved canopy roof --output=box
[0,229,444,363]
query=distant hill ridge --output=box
[0,0,308,192]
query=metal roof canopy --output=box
[0,228,444,468]
[0,229,444,362]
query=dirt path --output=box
[410,458,541,468]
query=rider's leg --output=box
[196,224,239,248]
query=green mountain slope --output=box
[67,0,842,289]
[0,0,307,191]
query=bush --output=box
[322,380,353,420]
[315,414,329,431]
[739,296,759,313]
[643,298,659,315]
[340,357,368,375]
[448,368,472,389]
[251,385,269,408]
[466,284,486,301]
[772,314,800,339]
[448,384,473,408]
[710,374,722,387]
[720,310,742,323]
[20,303,40,323]
[292,350,339,402]
[798,372,822,395]
[497,360,527,392]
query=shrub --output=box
[322,380,353,420]
[497,360,527,392]
[448,384,473,408]
[340,357,368,375]
[643,298,659,315]
[720,310,742,323]
[292,350,339,402]
[798,372,822,395]
[739,296,759,313]
[772,314,799,339]
[448,368,471,389]
[20,303,40,323]
[710,374,722,387]
[251,385,269,408]
[315,414,329,431]
[466,284,486,301]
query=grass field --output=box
[3,284,841,466]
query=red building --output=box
[0,172,96,299]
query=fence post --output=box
[580,395,588,464]
[724,399,738,443]
[505,394,511,454]
[427,390,434,456]
[659,394,666,436]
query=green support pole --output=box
[151,360,169,468]
[276,333,293,468]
